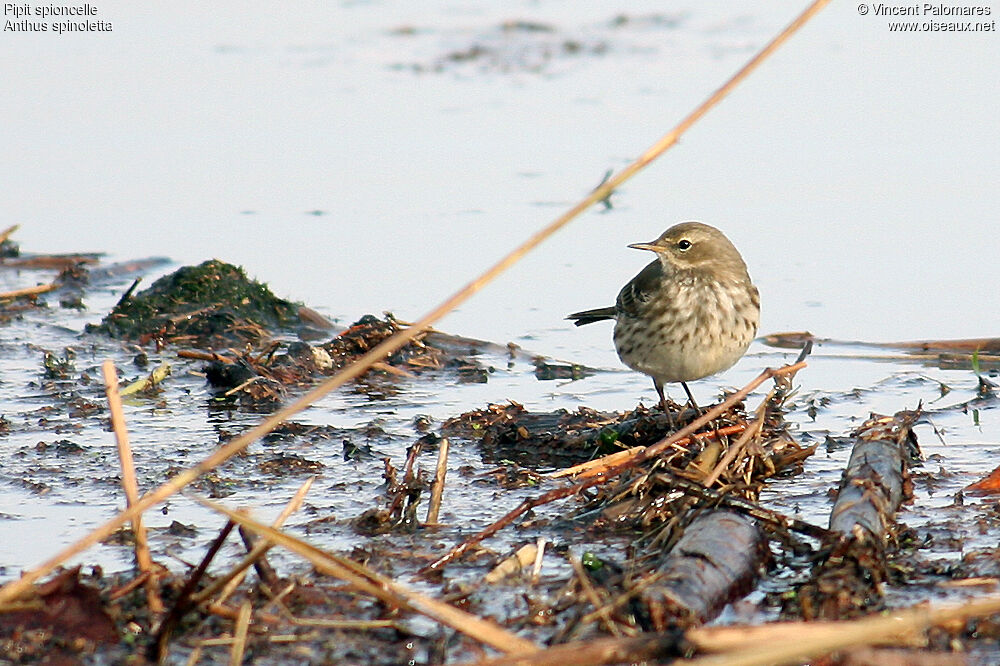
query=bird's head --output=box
[629,221,750,279]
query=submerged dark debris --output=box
[197,313,495,410]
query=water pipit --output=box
[568,222,760,425]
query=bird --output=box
[567,222,759,426]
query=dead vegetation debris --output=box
[94,259,301,348]
[0,567,118,662]
[194,313,493,410]
[786,411,923,621]
[3,229,1000,663]
[443,395,811,483]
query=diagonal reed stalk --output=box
[199,498,540,656]
[0,0,831,605]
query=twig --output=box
[154,520,236,662]
[205,601,280,626]
[198,498,540,656]
[423,361,806,573]
[228,601,252,666]
[550,424,747,480]
[114,277,141,309]
[470,633,677,666]
[107,570,151,601]
[238,527,280,588]
[0,282,59,300]
[426,437,450,524]
[102,361,164,614]
[701,408,765,489]
[190,477,314,605]
[0,0,828,605]
[0,223,19,244]
[223,375,262,397]
[372,360,415,378]
[568,551,625,638]
[177,349,235,363]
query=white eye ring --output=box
[677,239,692,251]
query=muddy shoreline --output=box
[0,240,998,664]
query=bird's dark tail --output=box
[566,306,616,327]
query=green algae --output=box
[93,259,300,348]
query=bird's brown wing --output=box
[616,260,662,318]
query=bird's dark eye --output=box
[677,239,692,251]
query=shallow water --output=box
[2,0,999,635]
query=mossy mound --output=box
[95,259,300,348]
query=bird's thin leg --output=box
[680,381,699,412]
[654,380,675,429]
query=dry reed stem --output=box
[206,601,281,625]
[569,552,625,638]
[191,477,315,605]
[289,617,401,630]
[372,360,415,378]
[0,282,59,300]
[0,0,827,606]
[681,599,996,666]
[199,497,540,656]
[223,375,262,397]
[531,538,546,583]
[101,360,164,614]
[470,634,677,666]
[485,544,539,585]
[0,223,19,244]
[177,349,232,362]
[107,570,150,601]
[473,594,1000,665]
[183,644,203,666]
[701,406,765,489]
[425,436,450,524]
[425,361,806,572]
[228,601,252,666]
[549,424,747,480]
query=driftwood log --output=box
[640,510,768,629]
[791,410,921,620]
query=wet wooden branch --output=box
[641,511,767,629]
[792,410,921,620]
[0,254,100,270]
[426,437,450,525]
[764,331,1000,354]
[830,411,919,537]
